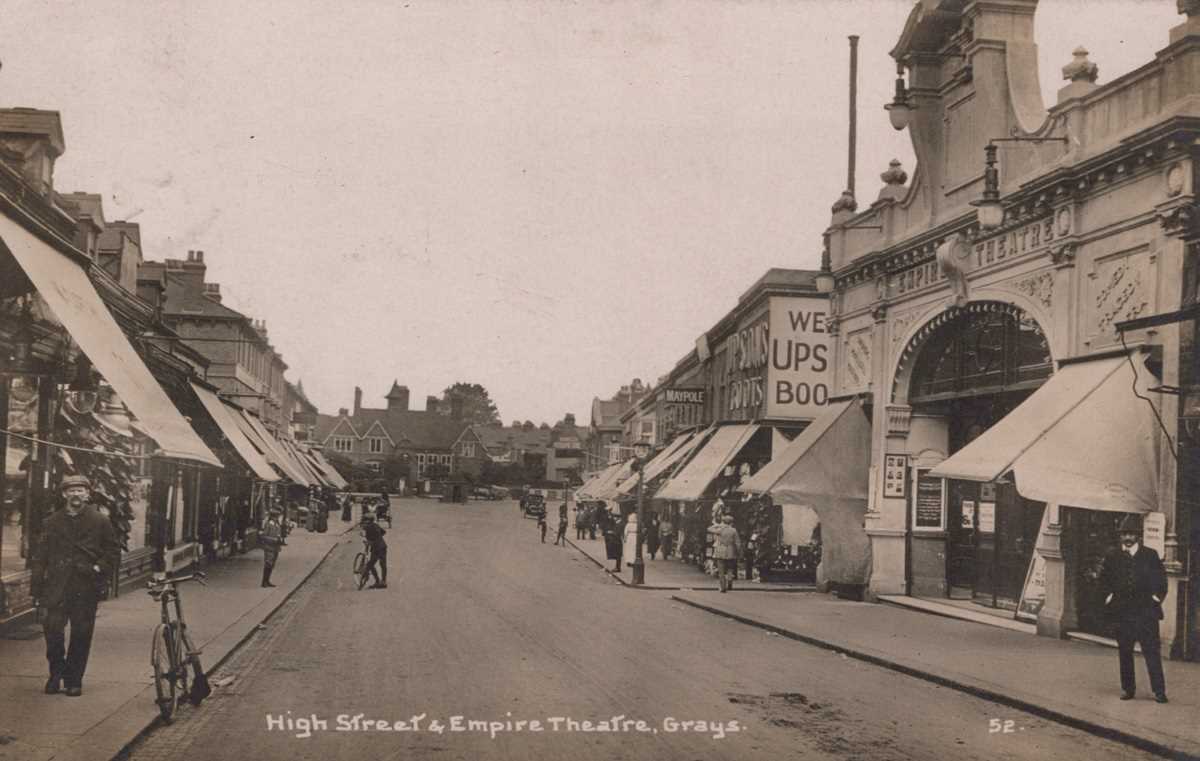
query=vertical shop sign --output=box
[766,296,832,418]
[961,500,975,529]
[911,469,945,531]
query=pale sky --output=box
[3,0,1181,424]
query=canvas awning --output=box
[0,214,220,466]
[233,409,311,485]
[591,462,634,501]
[283,437,328,486]
[656,424,759,502]
[929,354,1158,512]
[616,428,709,495]
[189,383,278,481]
[309,449,349,489]
[741,400,871,502]
[740,400,873,585]
[576,463,618,498]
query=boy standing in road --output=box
[537,515,548,543]
[361,513,388,589]
[554,506,568,546]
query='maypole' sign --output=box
[664,388,706,406]
[766,296,831,418]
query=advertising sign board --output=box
[766,296,832,418]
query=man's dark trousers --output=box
[43,583,99,689]
[1117,616,1165,697]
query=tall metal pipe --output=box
[848,35,859,198]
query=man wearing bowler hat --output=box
[1099,515,1169,703]
[31,475,118,697]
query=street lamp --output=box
[971,136,1069,230]
[630,438,652,586]
[883,63,913,131]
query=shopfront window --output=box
[1,376,39,578]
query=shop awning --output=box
[741,400,871,503]
[0,215,220,466]
[233,409,311,485]
[576,464,617,498]
[740,400,873,585]
[656,424,759,502]
[289,440,332,487]
[929,354,1158,512]
[274,431,323,488]
[309,449,349,489]
[281,437,325,486]
[616,429,709,495]
[189,383,279,481]
[591,462,633,501]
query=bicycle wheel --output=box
[353,552,366,577]
[171,623,190,699]
[151,624,177,723]
[357,558,372,590]
[180,628,209,706]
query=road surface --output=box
[123,497,1160,761]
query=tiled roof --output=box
[591,398,628,428]
[162,272,246,320]
[315,408,468,451]
[473,424,552,453]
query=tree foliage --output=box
[441,382,501,426]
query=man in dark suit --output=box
[1099,516,1168,703]
[31,475,119,697]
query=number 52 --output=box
[989,719,1016,734]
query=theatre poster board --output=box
[911,468,945,532]
[1016,508,1052,622]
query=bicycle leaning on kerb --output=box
[147,571,212,722]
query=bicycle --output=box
[353,535,372,590]
[148,571,211,722]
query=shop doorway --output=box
[945,477,1044,608]
[1063,507,1126,637]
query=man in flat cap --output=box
[31,475,118,697]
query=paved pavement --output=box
[663,590,1200,759]
[559,525,811,592]
[554,515,1200,759]
[113,498,1160,761]
[0,519,352,761]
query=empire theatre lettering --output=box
[724,297,831,419]
[893,214,1066,297]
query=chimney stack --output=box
[177,248,206,289]
[426,395,440,412]
[202,282,221,303]
[354,386,363,415]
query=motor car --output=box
[471,486,504,501]
[521,493,546,519]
